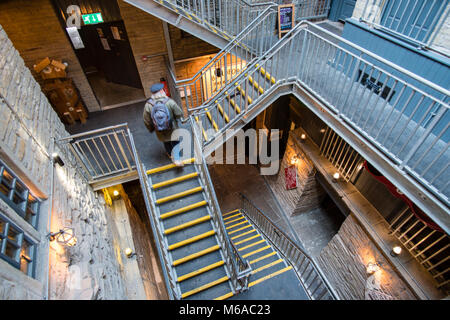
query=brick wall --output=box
[168,25,219,61]
[0,24,127,299]
[0,0,100,112]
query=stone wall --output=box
[0,0,100,112]
[317,214,417,300]
[267,129,326,216]
[0,24,127,299]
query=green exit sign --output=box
[82,13,103,25]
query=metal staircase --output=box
[182,21,449,235]
[124,0,331,49]
[60,0,448,299]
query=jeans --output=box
[163,141,181,162]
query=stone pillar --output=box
[267,129,326,216]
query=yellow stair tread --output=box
[160,200,207,220]
[223,209,240,216]
[177,260,225,282]
[152,172,198,189]
[249,266,293,288]
[214,292,234,300]
[164,215,211,235]
[238,239,266,252]
[181,275,230,299]
[223,212,242,221]
[168,229,216,250]
[156,186,203,204]
[226,219,248,230]
[251,258,284,275]
[172,245,220,266]
[146,158,195,175]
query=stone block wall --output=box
[317,214,417,300]
[0,24,127,299]
[0,0,100,112]
[267,129,326,216]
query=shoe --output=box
[173,160,184,167]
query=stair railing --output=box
[190,20,450,207]
[190,116,253,294]
[57,124,138,189]
[238,192,338,300]
[158,0,275,38]
[174,5,279,112]
[127,127,180,299]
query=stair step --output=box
[237,239,266,252]
[223,209,240,217]
[248,266,293,288]
[181,275,230,299]
[226,219,249,230]
[146,158,195,175]
[224,215,245,225]
[233,234,261,246]
[177,260,225,283]
[231,228,257,241]
[172,245,221,266]
[249,251,278,265]
[168,229,216,250]
[160,200,207,220]
[223,212,243,221]
[251,258,284,275]
[156,186,203,204]
[152,172,198,189]
[228,223,253,235]
[164,215,211,235]
[242,245,272,259]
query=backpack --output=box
[150,98,172,131]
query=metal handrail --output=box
[190,20,450,206]
[56,123,137,184]
[190,116,253,293]
[127,127,178,299]
[174,5,277,86]
[174,5,279,111]
[238,192,338,299]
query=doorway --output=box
[52,0,145,109]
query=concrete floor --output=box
[209,162,346,258]
[87,72,146,109]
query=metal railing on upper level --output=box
[173,5,279,112]
[190,20,450,211]
[191,116,253,294]
[360,0,449,52]
[159,0,273,38]
[238,192,338,299]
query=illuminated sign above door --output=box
[82,13,103,25]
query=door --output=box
[81,21,142,89]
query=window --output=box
[0,160,40,228]
[0,213,36,278]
